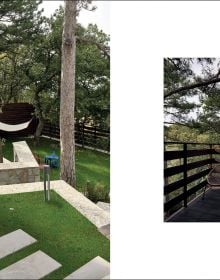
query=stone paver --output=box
[0,250,61,279]
[0,229,37,260]
[64,256,110,280]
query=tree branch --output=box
[164,121,191,127]
[76,36,110,60]
[165,76,220,99]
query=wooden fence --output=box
[164,142,220,217]
[42,122,110,152]
[0,103,110,152]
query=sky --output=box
[191,58,220,77]
[39,1,110,35]
[165,58,220,124]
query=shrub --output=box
[85,181,110,203]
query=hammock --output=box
[0,118,33,132]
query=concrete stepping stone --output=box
[0,250,62,279]
[0,229,37,260]
[64,256,110,280]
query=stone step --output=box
[98,224,110,240]
[64,256,110,280]
[3,158,11,163]
[102,274,110,279]
[0,229,37,260]
[97,202,110,213]
[0,250,62,279]
[102,274,111,279]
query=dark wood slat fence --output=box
[42,122,110,152]
[164,142,220,216]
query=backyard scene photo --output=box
[164,57,220,222]
[0,0,110,279]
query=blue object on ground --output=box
[44,151,59,168]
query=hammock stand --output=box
[202,147,220,199]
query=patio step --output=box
[98,224,110,240]
[64,256,110,280]
[0,250,61,279]
[0,229,37,260]
[3,158,11,163]
[102,275,110,279]
[97,202,110,213]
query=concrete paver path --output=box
[0,250,61,279]
[0,229,37,260]
[64,256,110,280]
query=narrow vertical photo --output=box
[164,58,220,222]
[0,1,110,279]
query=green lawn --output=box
[2,137,110,191]
[0,191,110,279]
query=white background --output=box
[111,1,220,279]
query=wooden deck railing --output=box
[164,142,220,216]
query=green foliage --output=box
[164,57,218,126]
[86,181,110,203]
[76,24,110,128]
[165,124,220,143]
[0,4,110,129]
[0,0,44,52]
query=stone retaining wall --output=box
[0,141,40,185]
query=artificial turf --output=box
[0,190,110,279]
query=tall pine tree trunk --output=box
[60,0,77,187]
[34,91,44,143]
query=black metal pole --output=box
[47,165,50,201]
[43,165,50,201]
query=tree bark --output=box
[34,91,44,143]
[35,117,44,143]
[60,0,77,187]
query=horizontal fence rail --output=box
[164,142,220,217]
[42,122,110,152]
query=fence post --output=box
[50,123,52,139]
[210,144,213,169]
[183,143,187,207]
[164,144,170,217]
[94,126,97,147]
[82,124,85,148]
